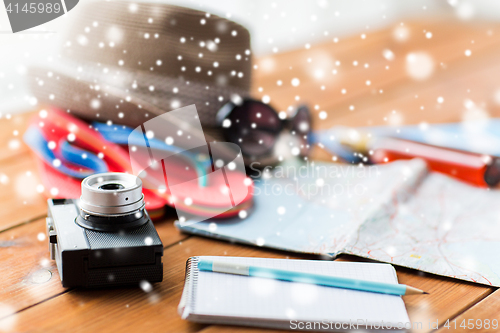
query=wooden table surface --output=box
[2,19,500,332]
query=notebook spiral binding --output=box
[178,256,199,319]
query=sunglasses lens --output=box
[222,100,281,156]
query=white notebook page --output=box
[191,256,410,325]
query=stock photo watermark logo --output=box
[3,0,79,33]
[127,105,250,226]
[248,161,380,200]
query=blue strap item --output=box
[24,122,210,187]
[23,126,108,178]
[59,140,108,174]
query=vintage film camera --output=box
[46,173,163,288]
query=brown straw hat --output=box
[27,1,252,132]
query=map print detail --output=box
[178,158,500,286]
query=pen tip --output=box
[423,292,429,294]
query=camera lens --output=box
[99,183,125,190]
[76,173,148,231]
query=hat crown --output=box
[62,1,252,91]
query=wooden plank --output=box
[0,110,48,230]
[251,21,500,129]
[0,152,47,231]
[1,236,493,333]
[325,45,500,127]
[0,237,303,332]
[252,20,490,93]
[0,216,187,317]
[0,110,34,161]
[0,218,67,320]
[435,289,500,332]
[380,261,493,333]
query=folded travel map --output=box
[177,158,500,286]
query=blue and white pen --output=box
[197,259,427,296]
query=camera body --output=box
[46,173,163,288]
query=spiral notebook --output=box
[178,256,410,331]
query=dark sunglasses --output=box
[216,98,312,159]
